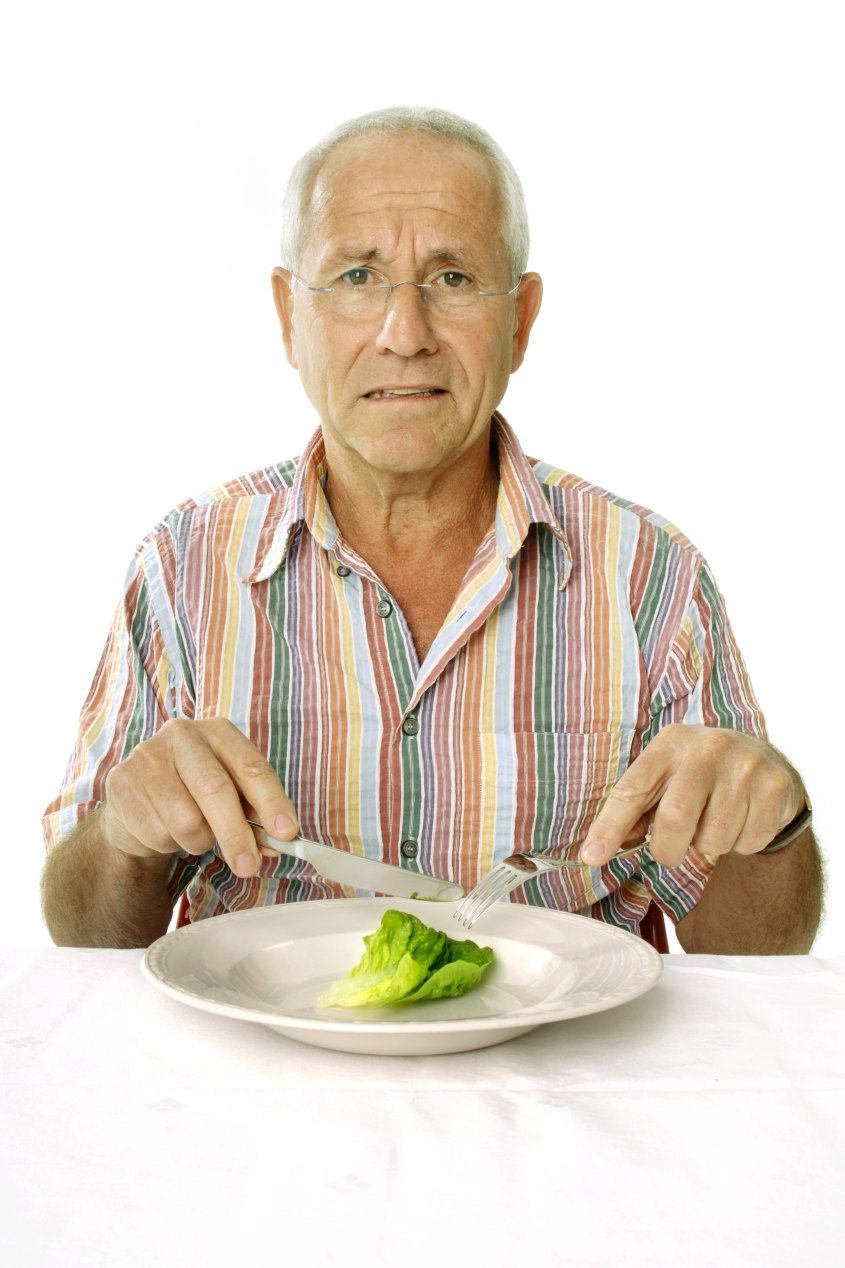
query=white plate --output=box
[142,897,662,1056]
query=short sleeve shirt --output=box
[43,414,767,934]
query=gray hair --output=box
[280,105,529,286]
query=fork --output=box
[452,837,650,930]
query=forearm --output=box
[676,829,824,955]
[41,807,174,949]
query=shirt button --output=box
[400,839,419,859]
[401,715,420,736]
[376,600,393,618]
[336,565,351,577]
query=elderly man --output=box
[42,106,822,953]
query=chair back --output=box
[639,900,669,953]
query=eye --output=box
[438,270,471,288]
[340,268,373,286]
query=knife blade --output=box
[247,821,464,901]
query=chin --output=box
[350,407,462,471]
[364,428,447,473]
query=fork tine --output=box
[454,837,653,929]
[453,867,526,929]
[456,876,523,930]
[468,874,523,919]
[453,865,510,922]
[472,870,523,911]
[455,865,507,909]
[464,869,510,906]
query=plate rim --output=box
[141,899,663,1035]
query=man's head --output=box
[271,107,542,482]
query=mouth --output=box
[364,387,447,400]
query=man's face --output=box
[272,133,542,478]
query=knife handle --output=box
[247,820,310,860]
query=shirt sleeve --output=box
[41,554,173,848]
[637,559,768,926]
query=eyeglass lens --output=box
[304,275,511,317]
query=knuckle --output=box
[168,805,208,842]
[104,762,128,794]
[150,828,177,852]
[735,750,763,777]
[657,804,691,835]
[192,768,232,799]
[201,715,236,736]
[607,784,642,808]
[766,767,792,796]
[106,752,154,799]
[702,727,732,757]
[238,755,274,781]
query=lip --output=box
[362,386,448,400]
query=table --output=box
[1,949,843,1267]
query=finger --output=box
[141,768,218,857]
[242,800,284,857]
[104,753,212,858]
[567,816,651,860]
[729,766,801,855]
[102,777,178,858]
[123,736,219,856]
[167,723,264,878]
[687,788,750,859]
[581,747,672,865]
[202,719,299,842]
[729,800,784,856]
[252,830,282,860]
[647,780,711,868]
[621,814,653,847]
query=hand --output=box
[580,724,805,869]
[101,718,298,878]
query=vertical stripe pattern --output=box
[43,416,766,934]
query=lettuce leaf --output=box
[317,909,494,1009]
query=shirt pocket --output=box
[504,729,630,855]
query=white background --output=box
[2,1,842,952]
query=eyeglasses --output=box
[290,267,521,318]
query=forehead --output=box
[303,133,507,269]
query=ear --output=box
[510,273,543,374]
[271,268,298,369]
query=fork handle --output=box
[506,835,650,871]
[564,835,649,867]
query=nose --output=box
[374,282,439,358]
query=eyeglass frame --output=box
[289,271,523,303]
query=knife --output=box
[246,821,464,901]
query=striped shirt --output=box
[43,414,766,933]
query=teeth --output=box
[368,388,442,399]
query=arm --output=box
[41,717,299,949]
[41,808,173,948]
[582,723,824,954]
[674,827,823,954]
[41,547,298,948]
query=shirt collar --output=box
[242,429,338,584]
[243,411,572,585]
[492,412,571,568]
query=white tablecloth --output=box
[1,949,843,1268]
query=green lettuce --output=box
[317,909,495,1009]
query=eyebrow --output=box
[325,246,484,272]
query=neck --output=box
[322,426,499,556]
[319,424,500,661]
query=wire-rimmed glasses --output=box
[290,267,521,318]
